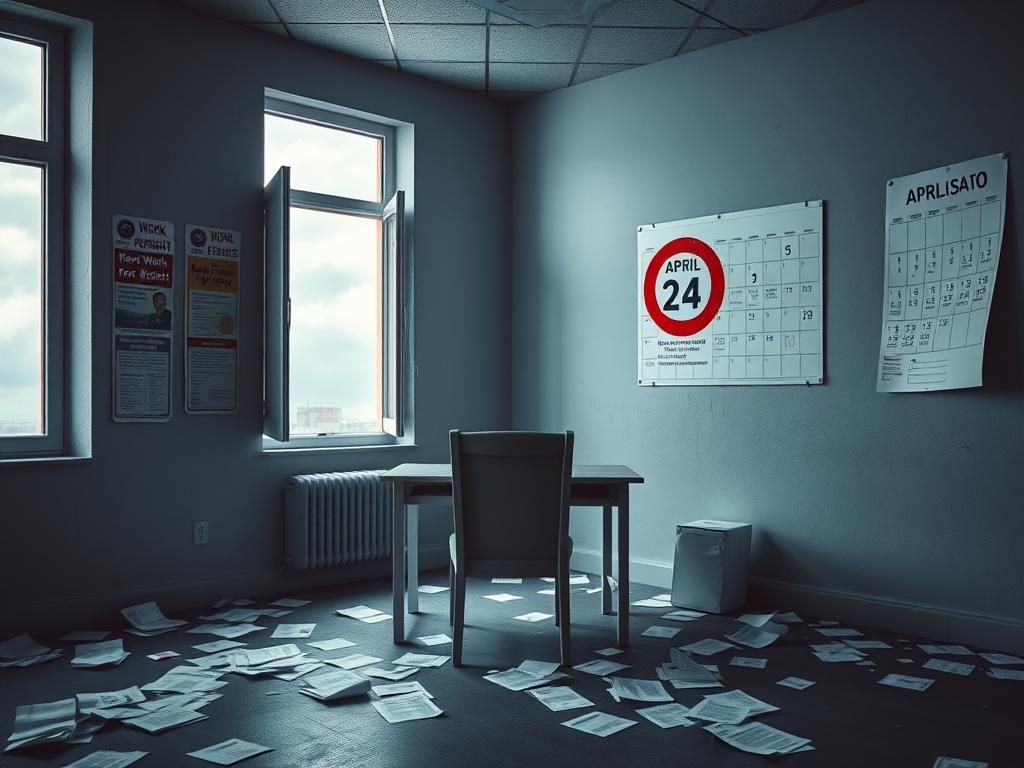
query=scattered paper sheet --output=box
[270,624,315,639]
[662,609,706,621]
[727,622,786,649]
[606,677,673,703]
[72,640,130,668]
[632,598,673,608]
[923,659,974,676]
[737,613,777,627]
[537,588,556,596]
[814,627,862,638]
[879,673,934,691]
[416,634,452,646]
[979,653,1024,665]
[706,721,811,755]
[371,692,443,723]
[187,739,273,766]
[705,689,778,716]
[594,647,623,656]
[272,663,323,682]
[679,639,736,656]
[527,686,594,711]
[636,703,695,728]
[730,656,767,669]
[121,601,186,635]
[371,681,431,698]
[193,640,245,653]
[336,605,391,622]
[63,750,149,768]
[988,668,1024,681]
[125,707,208,734]
[484,669,569,691]
[4,697,77,752]
[514,612,554,622]
[483,594,522,603]
[659,649,722,689]
[814,650,865,663]
[324,653,382,670]
[897,658,914,664]
[686,698,750,725]
[77,687,146,714]
[932,758,989,768]
[232,599,255,606]
[269,598,309,608]
[491,578,523,584]
[142,667,225,694]
[641,626,680,639]
[573,659,630,676]
[0,634,62,668]
[569,575,591,585]
[844,640,892,650]
[774,611,802,623]
[187,623,265,639]
[146,651,180,661]
[307,637,356,652]
[516,660,561,678]
[361,666,419,681]
[418,585,449,593]
[776,676,815,690]
[561,711,637,737]
[299,669,371,700]
[392,652,449,668]
[919,644,974,656]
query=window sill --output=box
[260,442,417,457]
[0,453,91,466]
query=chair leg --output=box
[453,571,467,667]
[554,588,560,627]
[449,560,455,626]
[557,576,571,666]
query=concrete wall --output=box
[0,0,512,635]
[511,0,1024,651]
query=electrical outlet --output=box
[193,521,209,546]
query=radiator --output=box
[283,471,393,570]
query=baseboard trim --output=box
[1,545,450,639]
[570,548,1024,654]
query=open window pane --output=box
[289,207,382,436]
[0,35,43,140]
[265,114,382,202]
[0,161,43,435]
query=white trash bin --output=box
[670,519,751,614]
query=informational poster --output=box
[638,201,824,386]
[112,214,174,421]
[877,153,1008,392]
[185,225,240,414]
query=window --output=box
[0,19,65,457]
[263,93,408,448]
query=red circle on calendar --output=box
[643,237,725,336]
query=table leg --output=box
[617,488,630,648]
[602,505,613,615]
[392,482,406,643]
[407,505,419,613]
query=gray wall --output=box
[511,0,1024,650]
[0,0,512,635]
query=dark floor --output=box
[0,571,1016,767]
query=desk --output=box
[381,463,644,647]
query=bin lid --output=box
[680,519,750,530]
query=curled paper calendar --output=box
[638,201,824,386]
[877,153,1007,392]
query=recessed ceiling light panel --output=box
[467,0,611,27]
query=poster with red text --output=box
[112,214,174,421]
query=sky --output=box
[0,37,44,435]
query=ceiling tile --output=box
[574,61,634,84]
[680,27,742,52]
[593,0,701,28]
[289,23,395,59]
[582,27,684,64]
[402,61,486,90]
[705,0,820,30]
[383,0,487,23]
[272,0,383,23]
[176,0,277,22]
[489,62,573,91]
[248,21,289,36]
[391,24,486,61]
[489,24,586,63]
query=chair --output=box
[448,429,574,667]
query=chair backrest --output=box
[450,430,574,578]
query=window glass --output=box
[0,35,43,140]
[265,114,382,202]
[0,161,43,435]
[288,207,381,436]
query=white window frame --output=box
[262,93,408,450]
[0,17,66,458]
